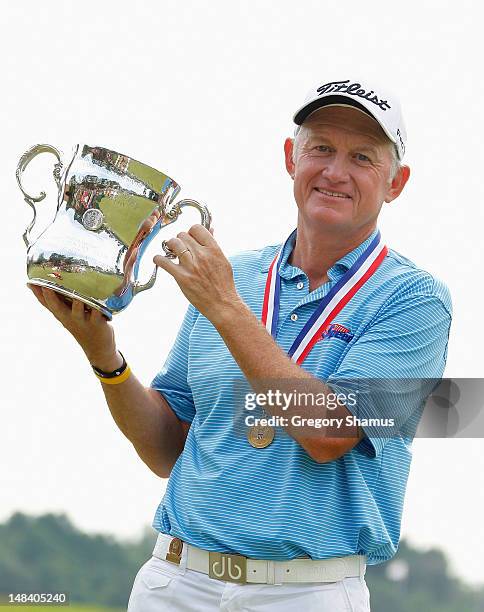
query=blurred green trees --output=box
[0,513,153,608]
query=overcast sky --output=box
[1,0,483,587]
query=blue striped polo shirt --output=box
[150,228,452,565]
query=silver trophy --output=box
[17,144,211,318]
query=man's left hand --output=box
[153,224,243,324]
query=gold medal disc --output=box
[247,424,275,448]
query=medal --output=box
[248,230,388,449]
[247,423,275,448]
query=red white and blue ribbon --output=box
[261,230,388,364]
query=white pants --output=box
[127,555,371,611]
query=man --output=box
[30,77,452,611]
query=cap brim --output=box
[293,95,397,145]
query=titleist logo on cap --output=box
[316,80,391,111]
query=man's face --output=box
[284,106,409,237]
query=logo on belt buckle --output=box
[209,552,247,584]
[165,537,183,565]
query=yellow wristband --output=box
[95,365,132,385]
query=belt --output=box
[152,532,366,585]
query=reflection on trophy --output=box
[16,144,211,318]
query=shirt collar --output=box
[261,227,381,282]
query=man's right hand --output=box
[28,285,122,371]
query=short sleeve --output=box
[150,304,198,424]
[327,289,452,458]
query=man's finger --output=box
[153,254,183,278]
[188,224,216,246]
[71,298,87,323]
[164,236,187,255]
[28,284,49,309]
[176,231,200,252]
[90,307,109,325]
[41,288,72,320]
[163,236,196,267]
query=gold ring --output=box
[178,248,190,257]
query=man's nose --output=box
[321,154,349,183]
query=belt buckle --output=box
[165,537,183,565]
[208,552,247,584]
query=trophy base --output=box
[27,279,113,320]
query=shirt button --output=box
[296,281,304,290]
[291,313,298,322]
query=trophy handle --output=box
[133,198,212,295]
[161,198,212,258]
[16,144,63,248]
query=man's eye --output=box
[355,153,371,162]
[315,145,331,153]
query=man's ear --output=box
[284,138,295,179]
[385,165,411,203]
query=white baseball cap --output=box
[293,78,407,160]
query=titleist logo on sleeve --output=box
[316,80,392,111]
